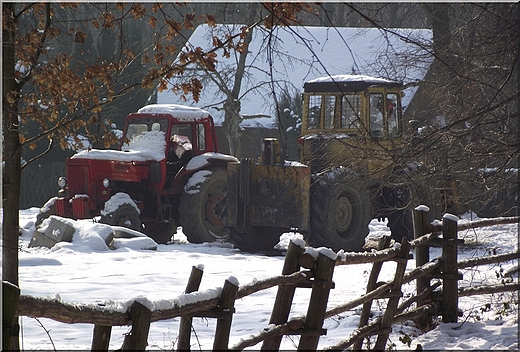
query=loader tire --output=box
[309,169,370,252]
[179,167,230,243]
[99,203,142,232]
[229,226,286,253]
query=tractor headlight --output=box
[102,178,110,188]
[57,177,67,188]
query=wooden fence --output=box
[4,209,519,351]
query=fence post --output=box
[91,325,112,351]
[414,207,432,310]
[353,235,392,350]
[374,238,411,350]
[441,214,459,323]
[177,265,204,351]
[121,301,153,351]
[261,240,305,350]
[2,281,20,351]
[213,278,239,350]
[298,252,335,351]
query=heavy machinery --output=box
[229,74,440,252]
[38,104,240,244]
[39,74,463,253]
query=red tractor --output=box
[38,104,239,244]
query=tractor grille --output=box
[67,163,89,195]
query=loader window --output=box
[323,96,335,129]
[307,95,321,130]
[341,94,361,129]
[386,93,402,138]
[370,93,384,137]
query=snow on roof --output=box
[157,25,433,129]
[137,104,210,121]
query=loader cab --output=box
[299,75,405,175]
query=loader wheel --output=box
[142,220,176,244]
[309,169,371,252]
[179,167,230,243]
[99,203,142,232]
[229,226,286,253]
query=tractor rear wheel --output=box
[309,169,371,252]
[99,203,142,232]
[179,167,230,243]
[229,225,286,253]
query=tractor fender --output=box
[168,152,239,194]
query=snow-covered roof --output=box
[137,104,210,121]
[157,25,433,129]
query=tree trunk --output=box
[221,3,259,157]
[2,2,21,287]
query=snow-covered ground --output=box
[8,208,519,350]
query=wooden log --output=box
[17,295,131,325]
[457,251,520,269]
[213,278,239,350]
[261,240,305,351]
[298,252,335,351]
[177,265,204,351]
[441,215,459,323]
[3,281,20,351]
[353,235,392,350]
[91,325,112,351]
[458,282,520,297]
[374,238,411,350]
[457,215,520,231]
[121,301,152,351]
[237,270,312,299]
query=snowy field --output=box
[8,208,519,350]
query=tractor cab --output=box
[122,104,219,191]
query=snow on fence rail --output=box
[4,210,520,351]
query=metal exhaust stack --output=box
[260,138,283,166]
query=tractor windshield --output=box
[121,118,169,156]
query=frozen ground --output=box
[7,208,519,350]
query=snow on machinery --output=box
[224,74,457,252]
[38,104,240,244]
[37,74,465,253]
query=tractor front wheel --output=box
[99,202,142,232]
